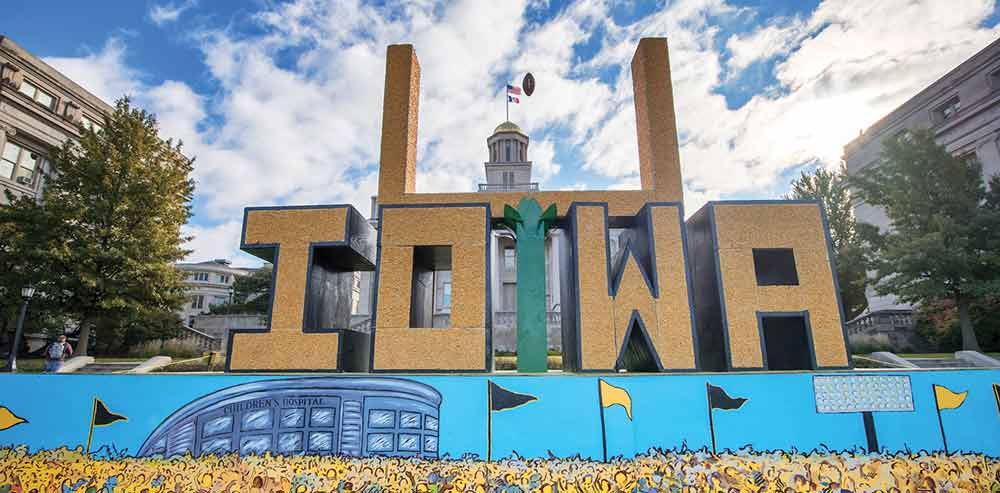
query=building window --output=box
[81,114,102,133]
[211,295,228,306]
[202,416,233,437]
[278,432,302,453]
[191,272,209,282]
[217,274,229,283]
[502,282,516,311]
[399,433,420,451]
[503,247,516,272]
[440,282,452,309]
[931,96,960,125]
[280,408,305,428]
[241,409,273,431]
[505,140,511,161]
[423,435,438,453]
[399,411,421,429]
[310,408,336,427]
[17,79,55,109]
[752,248,799,286]
[989,66,1000,90]
[368,409,395,428]
[1,140,41,185]
[308,432,333,451]
[192,295,205,309]
[367,433,393,452]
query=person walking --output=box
[44,335,73,373]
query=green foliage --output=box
[90,308,188,356]
[0,98,195,355]
[130,341,204,360]
[850,128,1000,350]
[914,296,1000,352]
[209,266,272,314]
[786,164,870,320]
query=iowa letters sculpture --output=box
[227,38,850,374]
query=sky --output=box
[4,0,999,266]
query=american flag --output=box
[506,84,522,95]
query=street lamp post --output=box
[4,284,36,372]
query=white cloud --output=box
[181,220,260,267]
[43,38,140,104]
[725,17,809,72]
[149,0,197,26]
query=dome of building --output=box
[493,121,525,136]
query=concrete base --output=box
[955,351,1000,368]
[127,356,173,374]
[869,352,918,368]
[55,356,94,373]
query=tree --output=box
[850,129,1000,351]
[209,266,272,315]
[0,187,64,352]
[0,98,195,355]
[786,164,870,320]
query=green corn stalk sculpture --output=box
[503,198,557,373]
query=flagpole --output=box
[487,380,493,463]
[934,386,949,455]
[598,379,608,463]
[706,383,717,455]
[86,398,97,455]
[505,83,509,122]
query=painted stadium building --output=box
[138,377,442,458]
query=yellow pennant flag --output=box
[934,384,967,410]
[599,379,633,420]
[0,406,27,431]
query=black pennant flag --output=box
[707,384,747,411]
[93,399,127,427]
[993,383,1000,416]
[489,381,538,412]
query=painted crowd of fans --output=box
[0,447,997,492]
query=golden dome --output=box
[492,121,525,136]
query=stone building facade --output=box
[843,37,1000,341]
[0,35,112,204]
[176,260,258,327]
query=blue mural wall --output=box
[1,370,999,459]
